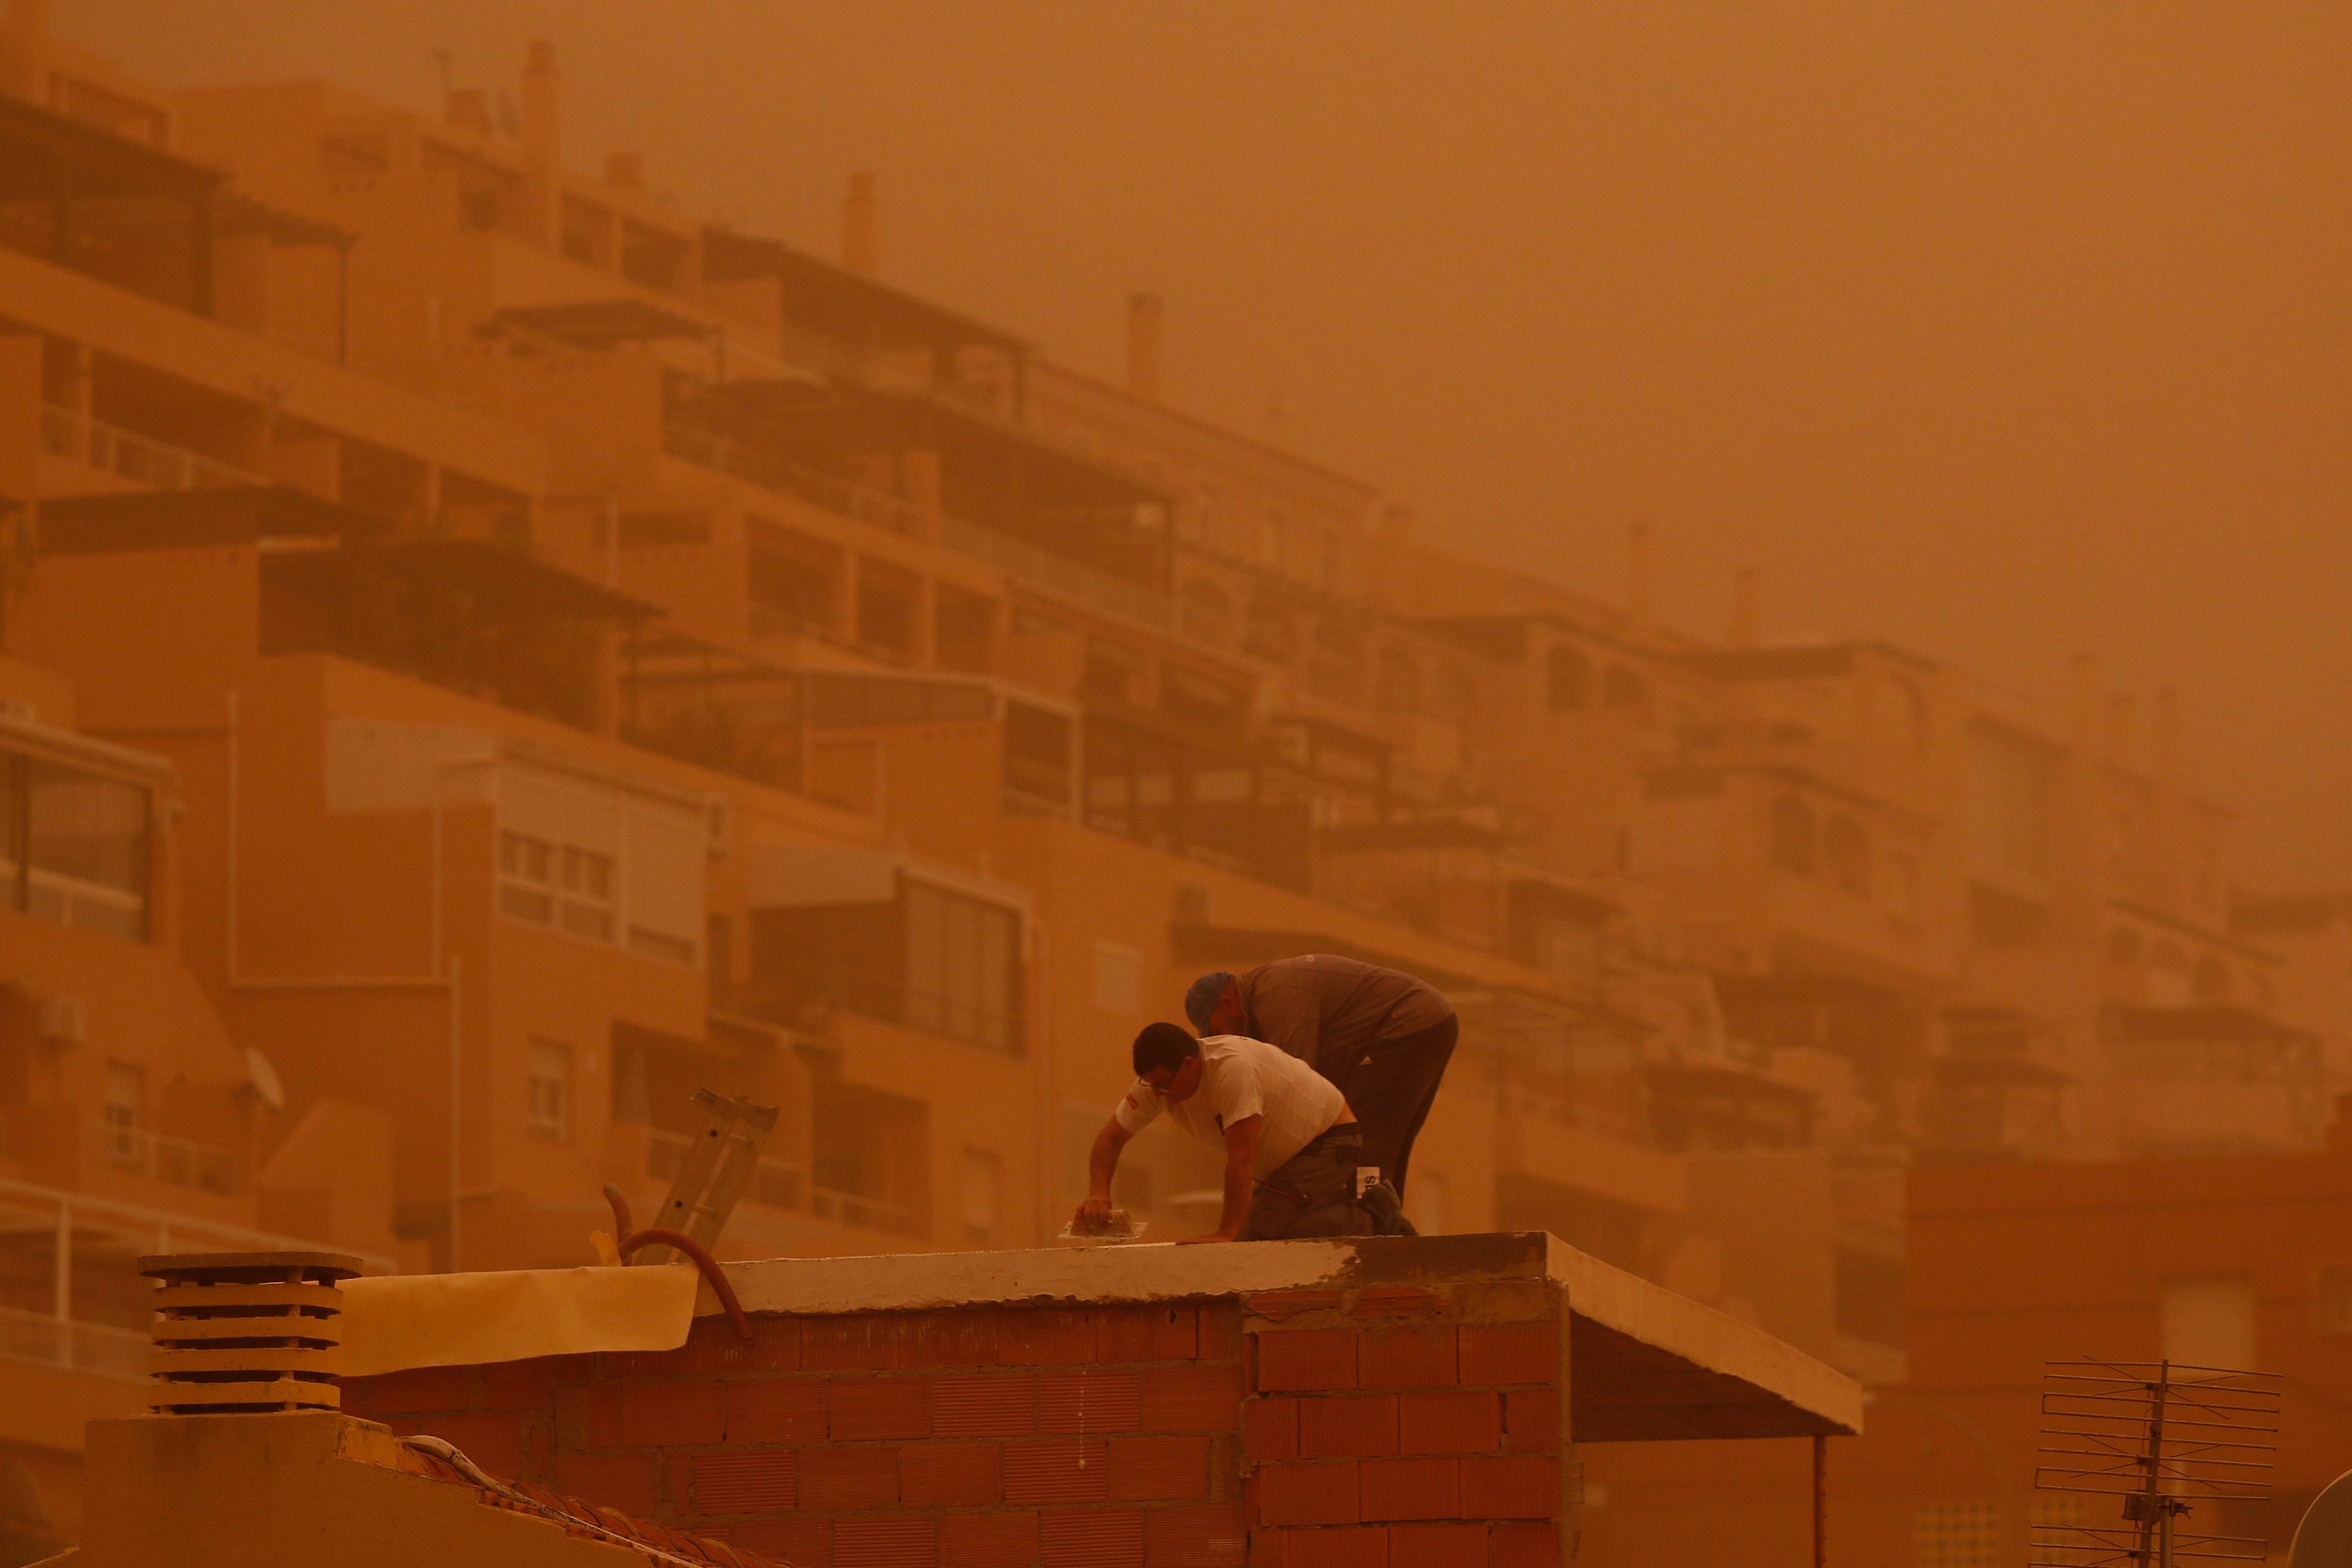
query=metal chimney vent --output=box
[140,1251,362,1415]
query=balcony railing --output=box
[810,1185,922,1236]
[663,419,1182,639]
[646,1129,804,1211]
[0,1301,146,1381]
[938,513,1177,634]
[87,1118,241,1197]
[40,403,272,492]
[662,422,927,537]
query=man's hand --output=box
[1073,1194,1114,1232]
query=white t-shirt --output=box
[1114,1034,1347,1179]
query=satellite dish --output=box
[245,1047,286,1111]
[2291,1469,2352,1565]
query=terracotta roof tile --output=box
[402,1442,795,1567]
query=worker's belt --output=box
[1294,1125,1364,1158]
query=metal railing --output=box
[643,1128,916,1235]
[809,1185,922,1236]
[662,423,927,537]
[663,418,1182,638]
[646,1128,804,1211]
[39,403,272,492]
[937,513,1177,633]
[87,1118,242,1197]
[0,1302,147,1381]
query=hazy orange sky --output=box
[65,1,2352,885]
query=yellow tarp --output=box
[339,1265,701,1377]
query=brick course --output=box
[341,1281,1567,1568]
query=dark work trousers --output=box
[1237,1127,1375,1241]
[1334,1014,1458,1199]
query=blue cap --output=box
[1184,972,1234,1033]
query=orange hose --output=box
[614,1227,751,1341]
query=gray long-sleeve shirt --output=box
[1236,955,1454,1085]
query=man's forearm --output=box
[1088,1125,1125,1200]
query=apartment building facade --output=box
[0,10,2339,1554]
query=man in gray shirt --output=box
[1186,954,1456,1203]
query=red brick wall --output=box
[1239,1285,1569,1567]
[342,1285,1569,1568]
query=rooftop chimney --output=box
[142,1251,361,1414]
[1729,565,1759,647]
[1627,520,1656,636]
[604,151,643,190]
[842,172,877,275]
[1126,293,1166,403]
[444,88,490,138]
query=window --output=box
[1003,702,1073,811]
[3,754,152,940]
[1375,648,1423,712]
[935,589,996,674]
[101,1060,144,1163]
[527,1040,571,1140]
[904,881,1020,1054]
[498,766,705,965]
[747,520,841,638]
[753,873,1024,1057]
[2161,1276,2257,1372]
[499,830,556,922]
[1546,646,1593,711]
[560,845,616,940]
[856,559,920,657]
[960,1150,1003,1244]
[1822,815,1872,896]
[1770,798,1817,875]
[1601,665,1650,711]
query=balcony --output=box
[39,403,272,492]
[260,539,655,732]
[0,1175,394,1385]
[616,1123,923,1244]
[86,1118,240,1197]
[0,1301,146,1382]
[661,422,926,539]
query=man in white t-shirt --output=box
[1075,1022,1377,1243]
